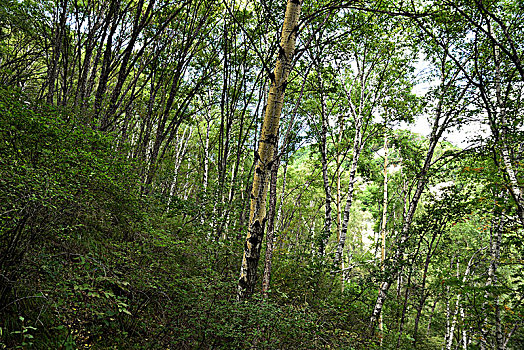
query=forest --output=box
[0,0,523,348]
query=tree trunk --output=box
[483,206,504,350]
[370,128,439,329]
[334,117,361,267]
[166,126,193,210]
[446,249,482,350]
[369,64,468,328]
[426,297,438,335]
[491,25,524,228]
[276,161,288,234]
[46,0,69,105]
[335,115,344,290]
[237,0,302,300]
[261,61,308,296]
[378,125,388,342]
[318,72,332,256]
[413,229,440,346]
[262,149,280,297]
[446,261,462,350]
[203,118,212,194]
[445,285,452,350]
[93,0,120,121]
[336,117,343,245]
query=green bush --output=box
[0,87,142,348]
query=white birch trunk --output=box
[318,72,332,256]
[167,125,193,210]
[238,0,302,300]
[490,24,524,227]
[379,125,388,341]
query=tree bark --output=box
[318,72,332,256]
[261,61,308,297]
[426,296,439,335]
[413,229,440,346]
[334,117,361,267]
[238,0,302,300]
[261,149,280,297]
[491,26,524,228]
[335,115,344,290]
[166,126,193,211]
[378,124,388,342]
[46,0,69,105]
[482,206,505,350]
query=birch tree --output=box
[332,13,417,269]
[370,43,472,330]
[238,0,302,300]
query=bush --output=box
[0,87,142,348]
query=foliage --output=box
[0,0,523,349]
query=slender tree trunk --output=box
[334,117,362,267]
[370,83,457,329]
[479,25,523,347]
[276,161,288,234]
[379,125,388,343]
[369,130,437,329]
[503,324,520,350]
[93,0,120,121]
[318,72,332,256]
[261,151,279,297]
[46,0,68,105]
[426,297,439,334]
[488,23,524,227]
[336,116,344,291]
[445,285,452,349]
[460,303,468,349]
[167,126,193,210]
[397,260,417,348]
[372,142,433,328]
[413,229,440,346]
[203,118,212,194]
[74,7,103,109]
[447,261,462,350]
[261,63,308,296]
[336,117,343,245]
[482,206,504,350]
[238,0,302,300]
[446,249,483,350]
[83,8,112,113]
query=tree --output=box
[238,0,302,300]
[370,38,473,330]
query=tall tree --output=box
[238,0,302,300]
[370,42,472,330]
